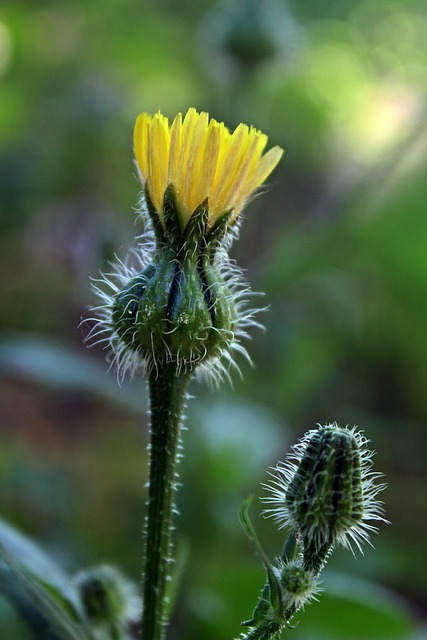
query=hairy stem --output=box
[141,364,190,640]
[239,619,285,640]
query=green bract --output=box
[111,186,238,375]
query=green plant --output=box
[0,107,389,640]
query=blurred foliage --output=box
[1,0,427,637]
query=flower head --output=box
[87,108,283,383]
[134,107,283,231]
[263,424,387,562]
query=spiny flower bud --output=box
[74,565,141,629]
[87,108,282,383]
[110,189,238,378]
[276,560,317,610]
[263,424,387,573]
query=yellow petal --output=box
[195,120,222,209]
[210,123,249,214]
[168,112,182,186]
[183,111,209,216]
[148,113,170,214]
[233,145,284,216]
[246,145,284,193]
[175,109,198,186]
[134,113,152,180]
[227,131,267,207]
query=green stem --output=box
[239,619,285,640]
[141,363,191,640]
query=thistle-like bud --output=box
[74,565,141,629]
[111,186,238,379]
[277,560,317,610]
[264,424,387,574]
[88,108,283,383]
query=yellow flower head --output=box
[134,107,283,230]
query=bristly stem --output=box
[141,363,191,640]
[239,620,285,640]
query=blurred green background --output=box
[0,0,427,637]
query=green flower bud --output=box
[112,254,235,369]
[75,565,141,629]
[263,424,387,573]
[277,560,317,610]
[92,187,246,382]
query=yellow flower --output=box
[134,107,283,230]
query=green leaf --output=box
[0,518,81,616]
[0,518,91,640]
[0,334,146,413]
[0,544,90,640]
[239,496,283,620]
[281,532,298,563]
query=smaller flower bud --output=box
[263,424,387,573]
[277,560,317,610]
[74,565,141,629]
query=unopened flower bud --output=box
[75,565,140,628]
[264,424,387,573]
[111,189,238,376]
[277,560,317,610]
